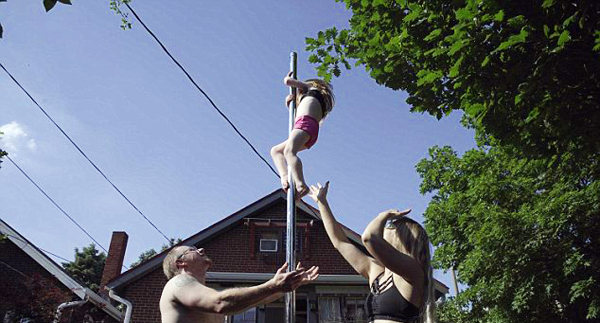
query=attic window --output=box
[259,239,278,252]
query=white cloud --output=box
[0,121,37,155]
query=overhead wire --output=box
[0,62,171,243]
[1,232,129,271]
[122,3,324,220]
[123,2,279,178]
[5,156,109,253]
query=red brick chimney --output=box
[100,231,128,290]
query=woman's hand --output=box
[378,208,411,220]
[309,181,329,204]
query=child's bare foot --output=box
[295,183,309,199]
[281,178,290,192]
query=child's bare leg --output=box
[270,141,289,191]
[283,129,310,197]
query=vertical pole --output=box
[285,51,297,323]
[452,268,460,296]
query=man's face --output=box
[177,246,213,271]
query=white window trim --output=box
[259,239,278,252]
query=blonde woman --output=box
[271,73,335,198]
[309,182,436,323]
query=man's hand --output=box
[269,262,303,293]
[293,262,319,289]
[269,262,319,293]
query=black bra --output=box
[365,273,420,322]
[300,88,328,117]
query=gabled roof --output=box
[0,219,123,321]
[106,189,365,290]
[106,189,449,295]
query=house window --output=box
[318,296,367,323]
[259,232,279,253]
[259,239,278,252]
[318,297,342,323]
[343,297,367,323]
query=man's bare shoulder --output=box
[170,274,199,287]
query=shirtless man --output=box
[159,245,319,323]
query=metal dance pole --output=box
[285,51,297,323]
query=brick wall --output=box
[120,201,361,323]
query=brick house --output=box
[0,219,122,323]
[104,189,449,323]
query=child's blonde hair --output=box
[388,217,437,323]
[297,79,335,119]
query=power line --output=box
[120,4,326,221]
[6,156,108,253]
[2,232,129,271]
[124,2,279,178]
[2,232,73,263]
[0,62,171,243]
[0,260,28,278]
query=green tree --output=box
[130,237,181,268]
[306,0,600,159]
[62,244,106,292]
[0,273,70,322]
[416,138,599,322]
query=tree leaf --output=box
[449,56,464,78]
[557,30,570,46]
[44,0,57,12]
[481,56,490,67]
[542,0,556,9]
[493,27,529,53]
[424,28,442,41]
[494,10,504,22]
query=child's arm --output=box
[284,72,309,92]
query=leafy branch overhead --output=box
[0,0,71,39]
[306,0,600,160]
[0,0,133,39]
[44,0,72,12]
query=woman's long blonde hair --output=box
[297,79,335,119]
[389,217,437,323]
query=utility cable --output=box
[6,156,108,253]
[0,260,28,278]
[2,232,129,270]
[124,2,279,178]
[3,232,73,263]
[0,62,171,243]
[120,5,327,221]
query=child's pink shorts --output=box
[294,115,319,149]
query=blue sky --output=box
[1,1,473,294]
